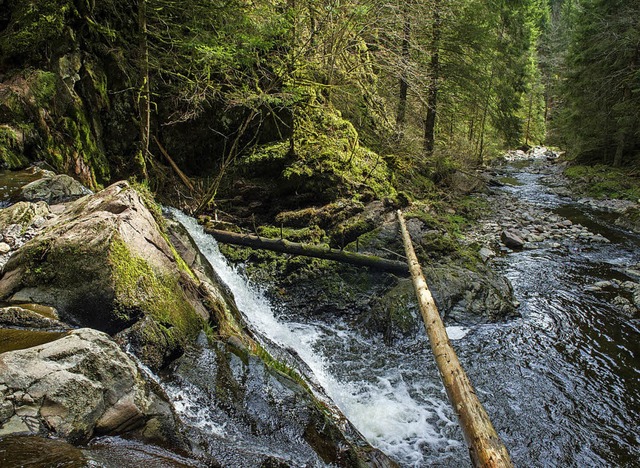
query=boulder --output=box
[0,181,208,369]
[501,230,525,249]
[0,306,68,329]
[19,174,91,204]
[0,328,182,445]
[0,201,50,231]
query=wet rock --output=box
[0,243,10,254]
[168,341,397,467]
[0,306,68,330]
[501,230,525,249]
[19,174,91,205]
[624,269,640,281]
[0,328,183,445]
[612,296,637,317]
[620,281,640,309]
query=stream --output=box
[172,155,640,467]
[1,156,637,467]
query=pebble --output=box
[479,247,495,262]
[0,242,10,254]
[32,216,47,228]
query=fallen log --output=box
[397,210,513,468]
[205,227,409,276]
[152,136,195,192]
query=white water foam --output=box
[169,209,461,465]
[446,326,470,340]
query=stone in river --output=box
[501,230,525,249]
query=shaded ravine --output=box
[173,157,639,466]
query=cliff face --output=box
[0,0,143,186]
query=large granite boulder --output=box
[0,328,182,445]
[0,181,213,369]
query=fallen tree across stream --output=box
[204,227,410,276]
[397,210,513,468]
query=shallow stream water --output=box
[1,160,637,467]
[172,157,640,467]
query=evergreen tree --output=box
[555,0,640,166]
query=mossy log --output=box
[205,228,410,276]
[397,210,513,468]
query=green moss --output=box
[30,70,58,105]
[251,343,309,390]
[457,196,490,220]
[565,164,640,201]
[242,105,395,201]
[0,125,29,169]
[130,181,197,280]
[329,216,375,248]
[109,237,201,346]
[257,224,327,244]
[0,0,76,63]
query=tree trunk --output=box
[206,228,410,276]
[397,210,513,468]
[138,0,150,180]
[424,0,441,155]
[396,3,411,135]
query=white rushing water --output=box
[168,209,461,466]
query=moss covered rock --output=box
[0,181,207,369]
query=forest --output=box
[1,0,638,203]
[1,0,639,466]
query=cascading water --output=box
[167,208,466,466]
[167,154,640,467]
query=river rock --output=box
[501,230,525,249]
[167,341,397,467]
[19,174,91,204]
[479,247,495,263]
[0,201,51,231]
[0,328,182,445]
[0,306,68,329]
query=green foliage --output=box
[0,125,29,169]
[241,105,395,202]
[0,0,76,64]
[564,165,640,200]
[553,0,640,166]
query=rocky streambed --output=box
[0,168,396,467]
[1,152,638,467]
[466,151,640,316]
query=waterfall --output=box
[167,208,463,466]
